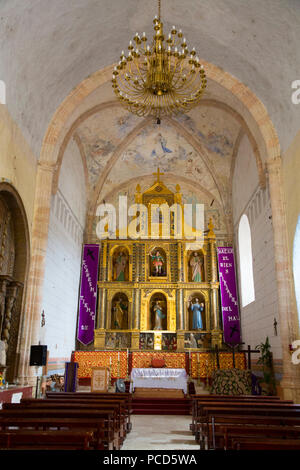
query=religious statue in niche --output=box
[150,248,166,277]
[111,294,128,330]
[151,295,167,330]
[113,249,129,281]
[189,298,205,330]
[189,251,204,282]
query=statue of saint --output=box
[189,252,203,282]
[151,250,165,276]
[114,251,128,281]
[112,298,128,329]
[152,300,166,330]
[189,298,204,330]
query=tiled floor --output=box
[122,415,199,450]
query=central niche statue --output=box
[151,298,167,330]
[150,248,166,277]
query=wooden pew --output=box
[190,395,284,434]
[0,429,94,450]
[232,437,300,450]
[0,416,113,450]
[18,398,128,444]
[0,406,118,450]
[199,404,300,449]
[219,424,300,450]
[45,392,133,432]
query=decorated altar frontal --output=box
[72,350,246,380]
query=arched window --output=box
[293,215,300,318]
[238,214,255,307]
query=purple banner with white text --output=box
[77,244,100,345]
[217,247,241,345]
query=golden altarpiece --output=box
[93,171,223,353]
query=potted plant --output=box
[255,337,277,395]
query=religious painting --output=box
[188,250,205,282]
[139,332,154,350]
[111,293,129,329]
[162,333,177,351]
[150,292,167,330]
[105,332,131,350]
[149,247,167,277]
[184,332,208,349]
[113,247,129,281]
[188,294,206,331]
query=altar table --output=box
[130,368,188,394]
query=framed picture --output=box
[91,366,110,392]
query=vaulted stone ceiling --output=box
[0,0,299,161]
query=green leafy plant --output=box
[255,337,276,395]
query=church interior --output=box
[0,0,300,452]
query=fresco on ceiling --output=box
[76,108,140,188]
[105,121,219,198]
[176,109,237,158]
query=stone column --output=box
[267,155,300,401]
[18,162,55,386]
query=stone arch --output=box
[25,60,299,400]
[0,183,30,383]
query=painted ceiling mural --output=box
[75,102,241,240]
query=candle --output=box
[109,357,112,366]
[118,352,120,361]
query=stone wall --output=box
[40,139,86,373]
[232,134,282,360]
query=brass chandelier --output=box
[112,0,207,120]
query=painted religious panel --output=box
[162,333,177,351]
[139,332,154,350]
[105,332,131,350]
[184,332,209,349]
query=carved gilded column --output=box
[0,276,10,337]
[208,220,222,346]
[267,155,300,401]
[2,282,22,353]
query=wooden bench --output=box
[0,415,115,449]
[18,398,128,443]
[0,429,95,450]
[232,437,300,450]
[0,406,118,449]
[219,424,300,450]
[190,395,284,434]
[45,392,133,432]
[199,405,300,449]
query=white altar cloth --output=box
[130,368,188,394]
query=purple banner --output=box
[217,247,241,345]
[77,244,100,345]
